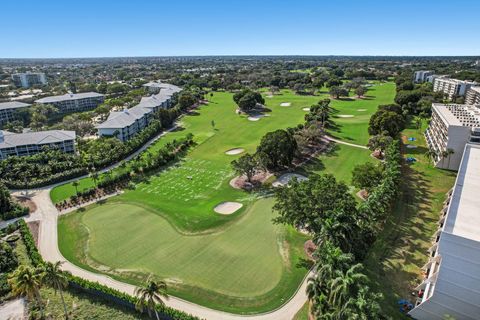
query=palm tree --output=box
[329,263,366,307]
[8,265,45,318]
[425,149,438,165]
[446,148,454,169]
[440,150,449,167]
[90,171,99,188]
[72,180,79,196]
[134,276,169,320]
[42,261,71,319]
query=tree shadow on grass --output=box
[364,151,439,317]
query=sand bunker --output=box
[214,202,243,215]
[302,107,310,111]
[266,95,274,98]
[248,114,265,121]
[406,145,418,149]
[225,148,245,155]
[357,109,367,111]
[338,114,354,118]
[280,102,291,107]
[272,173,308,187]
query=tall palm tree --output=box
[440,150,449,167]
[425,149,438,165]
[446,148,454,169]
[8,265,45,318]
[72,180,79,196]
[90,171,99,188]
[134,276,169,320]
[329,263,367,307]
[42,261,71,319]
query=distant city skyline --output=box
[2,0,480,58]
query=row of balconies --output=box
[413,188,453,307]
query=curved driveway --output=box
[21,188,310,320]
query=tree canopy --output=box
[256,129,297,170]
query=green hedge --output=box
[18,220,201,320]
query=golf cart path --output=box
[325,135,368,149]
[22,188,311,320]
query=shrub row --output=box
[18,220,201,320]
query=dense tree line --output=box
[273,140,401,318]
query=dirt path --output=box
[324,135,368,149]
[19,188,310,320]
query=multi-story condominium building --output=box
[35,92,104,113]
[97,83,181,141]
[414,70,434,83]
[424,103,480,170]
[465,86,480,105]
[143,81,164,94]
[0,130,76,160]
[11,72,47,88]
[0,101,30,125]
[433,77,477,100]
[409,143,480,320]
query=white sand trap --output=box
[225,148,244,155]
[302,107,310,111]
[338,114,354,118]
[357,109,367,111]
[272,173,308,187]
[266,95,274,98]
[248,114,265,121]
[406,145,418,149]
[280,102,291,107]
[214,202,243,215]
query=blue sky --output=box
[1,0,479,58]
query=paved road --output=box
[20,189,310,320]
[324,135,368,149]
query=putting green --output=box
[59,198,308,313]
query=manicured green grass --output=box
[363,120,456,319]
[50,177,95,204]
[304,144,375,186]
[293,302,309,320]
[59,198,309,314]
[326,82,396,145]
[55,86,396,314]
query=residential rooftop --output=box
[0,130,76,149]
[35,92,104,103]
[0,101,31,111]
[432,103,480,127]
[443,143,480,241]
[97,82,181,129]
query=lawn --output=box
[55,85,396,314]
[326,82,396,145]
[59,198,309,314]
[363,119,456,318]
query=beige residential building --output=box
[425,104,480,170]
[409,143,480,320]
[433,77,477,100]
[465,86,480,105]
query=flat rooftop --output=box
[35,92,104,103]
[0,101,31,111]
[433,103,480,127]
[443,143,480,242]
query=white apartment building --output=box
[0,130,76,160]
[97,83,181,141]
[414,70,434,83]
[0,101,30,125]
[35,92,104,113]
[465,86,480,105]
[424,103,480,170]
[433,77,477,100]
[409,143,480,320]
[11,72,47,88]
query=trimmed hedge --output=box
[18,220,201,320]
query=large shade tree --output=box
[256,129,297,170]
